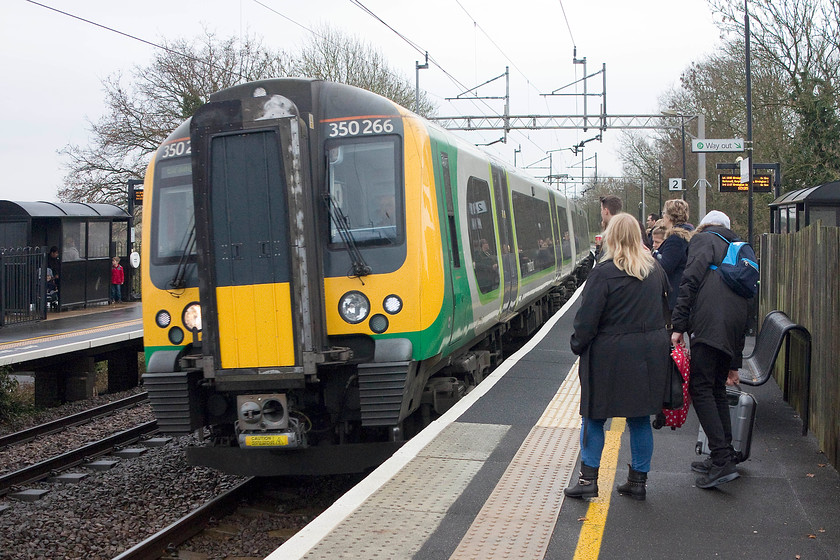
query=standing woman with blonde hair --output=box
[564,213,671,501]
[656,198,694,310]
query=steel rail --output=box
[0,420,158,495]
[111,477,257,560]
[0,392,149,449]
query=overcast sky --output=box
[0,0,723,204]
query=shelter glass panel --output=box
[809,207,839,228]
[88,222,109,258]
[63,221,85,260]
[0,222,27,249]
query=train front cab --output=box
[181,82,448,475]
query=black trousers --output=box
[689,343,735,465]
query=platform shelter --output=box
[0,201,131,314]
[769,181,840,233]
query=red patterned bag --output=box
[653,345,691,430]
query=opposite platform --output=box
[0,303,142,366]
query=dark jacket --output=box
[570,259,671,419]
[655,223,693,309]
[671,224,748,368]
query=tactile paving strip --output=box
[303,422,509,559]
[449,361,582,560]
[303,508,445,560]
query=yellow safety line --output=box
[572,417,626,560]
[0,318,142,349]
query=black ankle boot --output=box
[564,464,599,499]
[617,465,647,500]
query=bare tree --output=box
[59,31,290,204]
[291,25,435,117]
[59,26,435,205]
[708,0,840,188]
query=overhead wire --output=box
[26,0,578,173]
[25,0,261,84]
[346,0,500,122]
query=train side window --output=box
[440,153,461,268]
[511,191,554,276]
[466,177,499,293]
[557,205,570,263]
[151,159,196,264]
[326,136,403,247]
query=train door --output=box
[548,194,562,278]
[439,152,468,346]
[490,164,517,312]
[191,95,328,374]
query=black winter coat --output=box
[671,225,748,368]
[655,223,693,309]
[570,260,671,419]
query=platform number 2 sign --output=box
[669,178,684,191]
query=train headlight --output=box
[168,326,184,345]
[339,291,370,324]
[369,314,389,334]
[182,302,202,332]
[155,310,171,328]
[383,295,402,314]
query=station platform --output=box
[270,289,840,560]
[0,303,142,367]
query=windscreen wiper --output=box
[323,193,371,279]
[169,217,196,291]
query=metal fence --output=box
[758,224,840,469]
[0,246,47,326]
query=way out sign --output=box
[691,138,744,153]
[669,178,684,191]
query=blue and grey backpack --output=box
[708,231,759,298]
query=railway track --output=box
[0,392,149,449]
[0,420,158,495]
[112,477,258,560]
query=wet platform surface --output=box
[270,289,840,560]
[0,303,142,366]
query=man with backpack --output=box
[670,210,751,489]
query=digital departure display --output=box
[718,174,772,193]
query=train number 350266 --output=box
[160,140,191,159]
[328,118,394,137]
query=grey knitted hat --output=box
[698,210,731,229]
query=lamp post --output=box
[662,109,687,201]
[661,110,707,217]
[415,52,428,113]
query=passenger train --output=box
[140,79,592,475]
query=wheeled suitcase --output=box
[695,387,756,462]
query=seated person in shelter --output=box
[63,238,81,261]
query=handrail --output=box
[739,310,811,436]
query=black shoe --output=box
[616,465,647,501]
[691,457,712,474]
[696,460,739,489]
[564,464,599,499]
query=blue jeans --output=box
[110,284,122,303]
[579,416,653,472]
